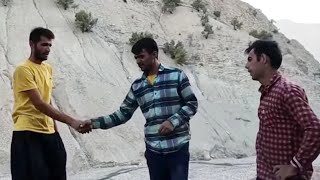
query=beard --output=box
[34,50,49,61]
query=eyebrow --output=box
[40,43,52,46]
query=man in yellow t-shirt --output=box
[11,27,83,180]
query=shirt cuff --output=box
[290,157,303,171]
[91,118,100,129]
[168,116,180,128]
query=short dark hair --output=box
[29,27,55,44]
[245,40,282,69]
[131,38,158,55]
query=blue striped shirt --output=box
[91,64,198,153]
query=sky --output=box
[241,0,320,24]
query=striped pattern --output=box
[91,64,198,153]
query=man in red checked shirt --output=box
[245,40,320,180]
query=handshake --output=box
[69,119,93,134]
[67,119,176,135]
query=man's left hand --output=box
[273,164,298,180]
[159,120,174,135]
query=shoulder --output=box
[43,62,52,71]
[278,77,306,99]
[14,61,32,74]
[132,77,144,85]
[162,65,182,73]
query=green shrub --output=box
[162,0,181,13]
[214,11,221,18]
[191,0,206,13]
[129,32,154,46]
[163,40,187,65]
[201,14,209,26]
[202,24,213,39]
[249,30,273,40]
[56,0,77,10]
[2,0,11,6]
[272,28,279,34]
[75,10,98,32]
[231,17,243,30]
[252,9,257,17]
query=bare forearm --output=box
[35,102,75,126]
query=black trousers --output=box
[11,131,67,180]
[145,143,190,180]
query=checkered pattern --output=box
[256,73,320,180]
[91,64,198,153]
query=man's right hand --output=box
[69,119,83,131]
[78,120,93,134]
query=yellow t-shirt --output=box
[147,74,157,86]
[12,59,55,134]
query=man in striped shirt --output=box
[80,38,198,180]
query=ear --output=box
[29,40,34,48]
[261,54,268,65]
[152,51,158,58]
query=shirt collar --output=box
[142,64,166,79]
[259,72,281,93]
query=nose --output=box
[46,46,50,52]
[245,62,249,69]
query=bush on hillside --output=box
[75,10,98,32]
[214,11,221,18]
[56,0,77,10]
[129,32,154,45]
[272,28,279,34]
[252,9,257,17]
[2,0,10,6]
[162,0,181,14]
[202,24,214,39]
[249,30,273,40]
[201,14,209,26]
[163,40,187,64]
[231,17,243,30]
[191,0,206,13]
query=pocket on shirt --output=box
[260,108,279,127]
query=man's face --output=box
[245,49,265,81]
[134,49,156,72]
[31,36,52,61]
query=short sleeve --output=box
[13,66,37,92]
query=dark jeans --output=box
[11,131,67,180]
[145,143,190,180]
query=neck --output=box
[29,55,42,64]
[259,69,278,87]
[147,59,160,75]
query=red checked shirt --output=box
[256,73,320,180]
